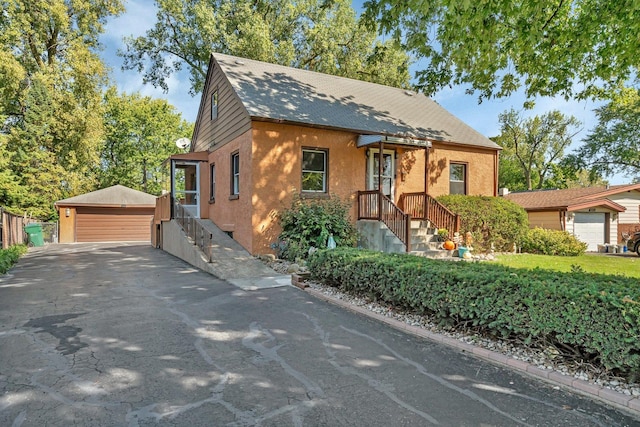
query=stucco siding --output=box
[250,122,363,255]
[192,62,251,152]
[528,211,563,230]
[206,130,254,253]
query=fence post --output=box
[405,214,412,252]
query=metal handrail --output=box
[173,202,214,262]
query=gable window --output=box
[209,163,216,202]
[302,148,327,193]
[230,152,239,197]
[211,89,218,120]
[449,163,467,195]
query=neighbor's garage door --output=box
[76,207,153,242]
[573,212,605,252]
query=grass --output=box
[494,252,640,278]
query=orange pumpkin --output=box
[443,240,455,250]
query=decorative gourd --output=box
[443,240,455,250]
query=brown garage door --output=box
[76,207,153,242]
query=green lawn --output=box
[493,253,640,278]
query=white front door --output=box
[367,149,395,200]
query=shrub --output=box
[276,195,358,260]
[308,248,640,380]
[520,227,587,256]
[0,245,27,274]
[437,195,529,252]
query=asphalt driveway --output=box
[0,243,638,426]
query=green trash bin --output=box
[24,223,45,247]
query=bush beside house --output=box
[521,227,588,256]
[308,248,640,380]
[276,195,358,260]
[437,195,529,252]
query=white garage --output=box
[572,213,606,252]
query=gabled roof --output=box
[504,183,640,212]
[212,53,500,150]
[54,185,156,208]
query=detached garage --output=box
[55,185,156,243]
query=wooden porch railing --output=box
[398,192,460,234]
[154,193,172,223]
[357,190,411,251]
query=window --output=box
[209,163,216,202]
[230,152,239,197]
[449,163,467,195]
[302,148,327,192]
[211,90,218,120]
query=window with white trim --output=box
[211,90,218,120]
[302,148,327,193]
[230,152,239,197]
[449,163,467,195]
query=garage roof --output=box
[54,185,156,208]
[503,184,640,212]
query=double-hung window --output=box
[449,163,467,195]
[230,152,240,197]
[302,148,327,193]
[211,90,218,121]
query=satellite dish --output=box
[175,137,190,149]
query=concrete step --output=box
[410,242,443,251]
[410,249,457,259]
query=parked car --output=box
[627,231,640,256]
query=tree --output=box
[99,88,193,195]
[363,0,640,102]
[571,88,640,181]
[0,0,124,218]
[494,109,581,190]
[120,0,411,95]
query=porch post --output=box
[424,145,429,219]
[378,140,384,220]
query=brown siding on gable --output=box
[76,207,153,242]
[528,211,563,230]
[192,62,251,152]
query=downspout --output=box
[424,145,429,218]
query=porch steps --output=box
[408,220,455,259]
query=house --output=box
[156,53,502,256]
[503,184,640,251]
[55,185,156,243]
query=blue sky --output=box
[100,0,629,185]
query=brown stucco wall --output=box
[250,122,364,255]
[58,207,76,243]
[206,129,254,253]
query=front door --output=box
[367,149,395,200]
[172,161,200,218]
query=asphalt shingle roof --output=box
[214,53,500,150]
[504,184,640,210]
[55,185,156,207]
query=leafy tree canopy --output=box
[100,88,193,195]
[0,0,124,219]
[120,0,412,95]
[363,0,640,102]
[569,87,640,181]
[494,109,582,191]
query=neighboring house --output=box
[157,53,501,256]
[55,185,156,243]
[504,184,640,251]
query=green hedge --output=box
[0,245,27,274]
[520,227,587,256]
[308,248,640,379]
[437,195,529,252]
